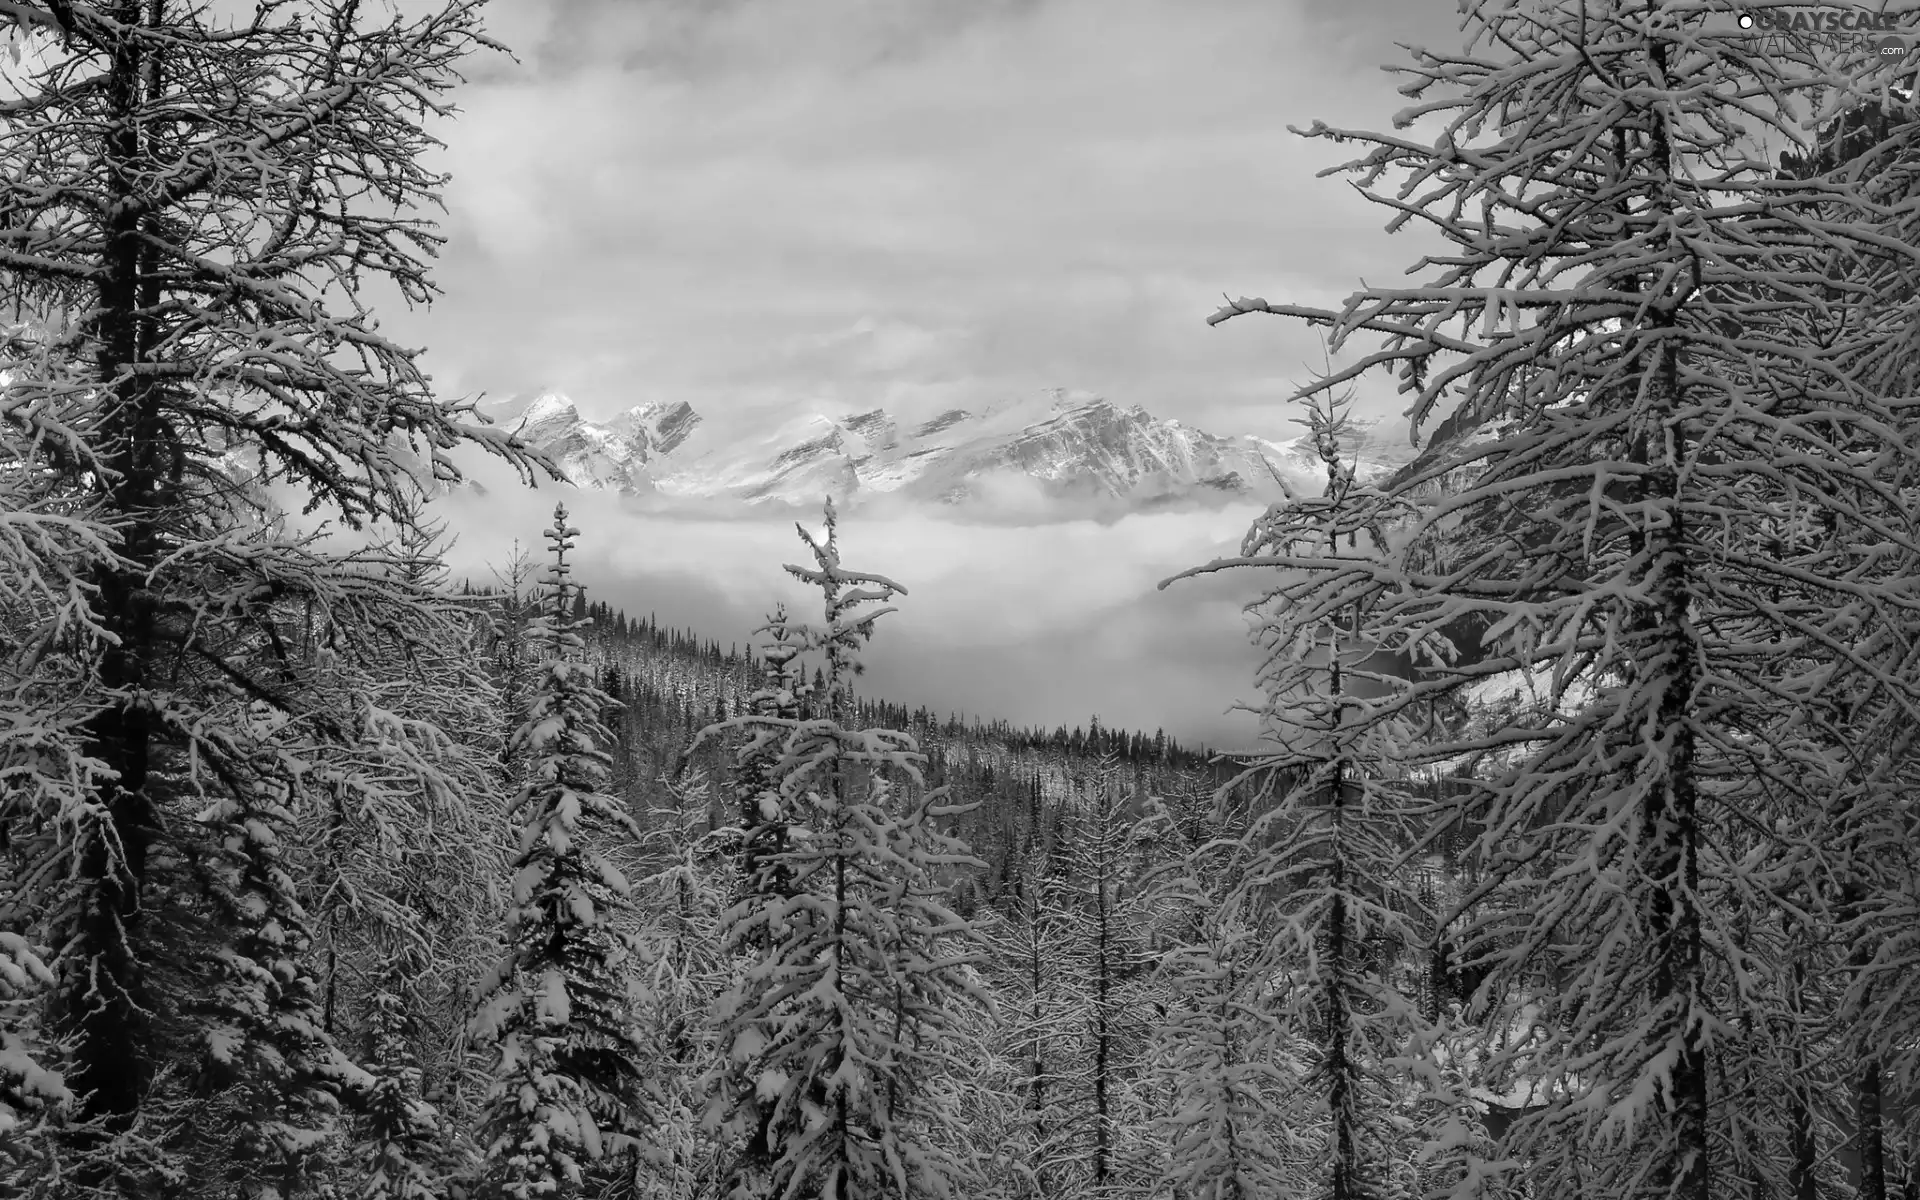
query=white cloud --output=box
[394,0,1456,430]
[434,449,1271,749]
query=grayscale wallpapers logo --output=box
[1733,8,1913,60]
[1740,9,1901,32]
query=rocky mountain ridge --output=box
[477,388,1418,509]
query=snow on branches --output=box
[1188,5,1920,1198]
[1164,386,1449,1200]
[474,506,649,1200]
[695,499,987,1200]
[0,931,69,1181]
[0,1,549,1190]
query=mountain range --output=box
[474,388,1418,511]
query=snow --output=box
[467,387,1417,507]
[755,1068,790,1103]
[207,1028,243,1065]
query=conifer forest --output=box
[1,1,1919,1198]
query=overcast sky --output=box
[400,0,1482,753]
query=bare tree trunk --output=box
[1092,816,1113,1191]
[1859,1055,1889,1200]
[56,4,164,1170]
[1323,468,1362,1200]
[1026,896,1053,1199]
[1630,194,1710,1198]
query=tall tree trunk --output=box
[1324,523,1362,1200]
[56,1,163,1162]
[1851,898,1889,1200]
[1326,764,1357,1200]
[1637,308,1710,1200]
[1092,821,1112,1191]
[1859,1056,1889,1200]
[1781,919,1818,1200]
[1787,1042,1817,1200]
[1027,898,1053,1199]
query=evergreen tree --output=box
[1766,90,1920,1200]
[473,505,649,1200]
[189,692,371,1199]
[976,847,1080,1199]
[356,983,442,1200]
[1197,6,1920,1196]
[1166,388,1441,1200]
[1145,820,1308,1200]
[723,604,809,965]
[0,0,544,1192]
[695,499,987,1200]
[1050,758,1159,1198]
[0,316,107,1195]
[0,931,69,1189]
[302,507,513,1196]
[489,541,541,778]
[628,766,737,1200]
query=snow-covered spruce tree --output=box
[658,601,812,1194]
[1196,5,1920,1196]
[473,504,649,1200]
[1141,797,1309,1200]
[1047,755,1162,1198]
[973,832,1082,1199]
[0,931,71,1190]
[1163,388,1446,1200]
[968,753,1168,1200]
[0,0,545,1192]
[487,541,541,781]
[132,526,529,1200]
[692,499,987,1200]
[729,604,811,937]
[627,768,737,1200]
[368,510,516,1132]
[1751,86,1920,1200]
[173,686,378,1198]
[358,983,441,1200]
[0,317,109,1193]
[292,510,515,1198]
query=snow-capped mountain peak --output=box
[476,389,1415,510]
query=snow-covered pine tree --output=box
[181,687,378,1199]
[292,507,514,1198]
[732,605,810,935]
[1142,798,1308,1200]
[1163,386,1441,1200]
[665,602,813,1192]
[1764,92,1920,1200]
[473,504,649,1200]
[364,509,516,1137]
[358,982,442,1200]
[602,664,636,805]
[974,838,1082,1199]
[0,931,70,1190]
[1048,756,1161,1198]
[627,767,738,1200]
[0,317,107,1193]
[1197,5,1920,1196]
[694,499,987,1200]
[0,0,546,1191]
[488,541,541,781]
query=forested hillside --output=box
[461,552,1244,894]
[1,3,1917,1200]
